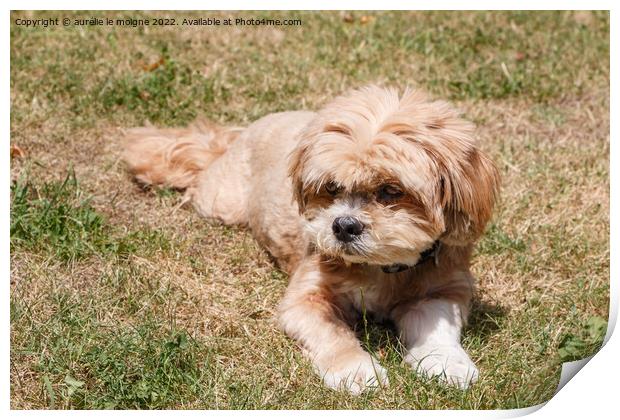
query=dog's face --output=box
[289,86,500,266]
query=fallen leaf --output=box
[10,145,25,159]
[143,57,166,72]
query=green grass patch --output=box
[10,170,170,262]
[14,296,215,409]
[558,316,607,363]
[99,53,211,126]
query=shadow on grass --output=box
[464,298,509,343]
[354,297,509,360]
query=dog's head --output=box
[288,86,500,266]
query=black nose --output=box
[332,216,364,243]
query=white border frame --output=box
[3,2,616,418]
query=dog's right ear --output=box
[288,140,309,214]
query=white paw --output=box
[320,353,389,395]
[404,344,479,389]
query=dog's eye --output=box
[324,182,342,196]
[377,184,404,202]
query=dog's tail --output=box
[122,120,243,190]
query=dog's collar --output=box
[381,241,442,274]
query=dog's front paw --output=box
[319,352,389,395]
[404,344,478,389]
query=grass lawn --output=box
[10,10,609,409]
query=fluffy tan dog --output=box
[122,85,500,394]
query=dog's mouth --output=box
[325,235,439,268]
[315,237,375,264]
[339,237,370,257]
[334,238,396,265]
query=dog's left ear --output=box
[440,147,500,246]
